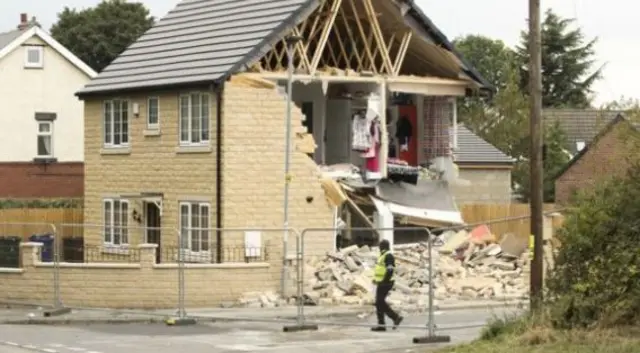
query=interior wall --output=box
[284,81,326,163]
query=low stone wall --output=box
[0,243,280,309]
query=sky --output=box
[0,0,633,106]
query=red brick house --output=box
[554,114,638,203]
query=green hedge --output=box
[0,199,83,209]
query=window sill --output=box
[33,157,57,164]
[102,245,130,255]
[24,65,43,70]
[143,129,161,137]
[101,147,131,155]
[175,145,212,154]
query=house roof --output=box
[77,0,491,97]
[0,26,97,78]
[543,108,625,155]
[0,29,24,50]
[454,125,514,165]
[553,114,639,180]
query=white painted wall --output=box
[0,35,90,162]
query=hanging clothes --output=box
[351,113,372,152]
[396,114,413,151]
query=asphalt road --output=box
[0,307,521,353]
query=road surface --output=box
[0,307,520,353]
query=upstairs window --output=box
[24,46,43,68]
[103,99,129,147]
[179,93,210,145]
[147,97,159,129]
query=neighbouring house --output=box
[71,0,488,305]
[451,125,514,204]
[544,108,624,155]
[0,13,96,198]
[554,113,638,203]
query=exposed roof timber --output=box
[77,0,490,97]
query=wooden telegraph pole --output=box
[529,0,544,311]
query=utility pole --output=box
[528,0,544,311]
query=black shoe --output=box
[392,316,403,330]
[371,326,387,332]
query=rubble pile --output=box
[237,224,550,309]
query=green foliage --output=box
[546,163,640,328]
[50,0,154,72]
[453,35,516,93]
[517,9,603,108]
[0,199,82,209]
[453,40,571,202]
[514,121,571,202]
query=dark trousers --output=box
[375,282,399,325]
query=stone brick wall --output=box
[555,122,636,204]
[0,162,83,198]
[452,166,512,204]
[221,79,335,257]
[0,242,279,308]
[82,88,219,248]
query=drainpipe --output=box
[215,84,223,264]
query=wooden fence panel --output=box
[0,208,83,240]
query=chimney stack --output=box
[17,13,29,30]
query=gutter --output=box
[215,84,224,264]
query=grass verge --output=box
[436,314,640,353]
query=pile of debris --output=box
[237,224,555,310]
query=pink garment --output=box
[365,120,381,172]
[361,120,380,159]
[365,143,380,172]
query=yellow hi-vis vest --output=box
[529,235,534,259]
[373,251,394,283]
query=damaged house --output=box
[75,0,490,264]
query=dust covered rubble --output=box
[236,229,531,309]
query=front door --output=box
[145,202,161,263]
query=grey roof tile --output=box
[0,28,24,51]
[78,0,312,95]
[453,125,514,164]
[543,109,624,155]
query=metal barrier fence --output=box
[284,226,450,343]
[0,223,294,323]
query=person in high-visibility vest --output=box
[529,234,534,260]
[371,239,403,332]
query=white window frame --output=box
[24,46,43,68]
[179,93,210,146]
[103,199,130,247]
[178,201,211,262]
[147,96,160,130]
[36,121,53,158]
[103,99,130,148]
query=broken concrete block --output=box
[344,256,360,272]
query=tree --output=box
[456,51,570,202]
[547,162,640,328]
[50,0,155,73]
[453,35,516,93]
[517,9,603,108]
[514,121,571,202]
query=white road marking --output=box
[67,348,87,352]
[41,349,58,353]
[4,342,19,346]
[48,344,65,348]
